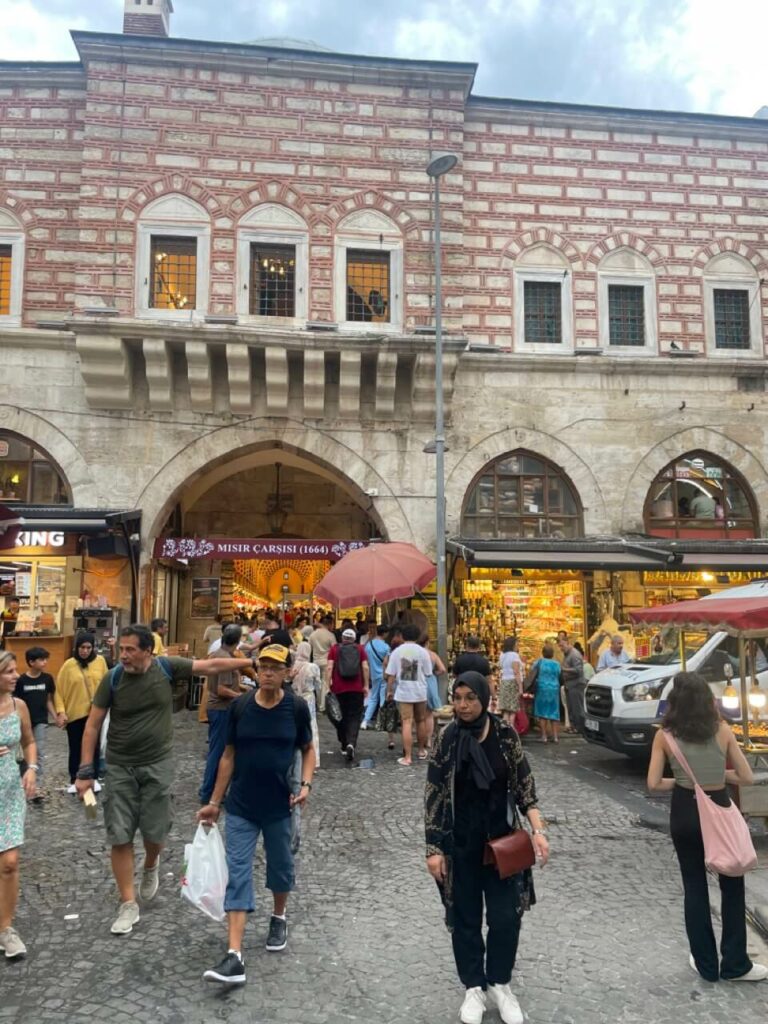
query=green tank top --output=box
[668,733,726,790]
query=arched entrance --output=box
[148,442,386,643]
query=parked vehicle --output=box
[583,581,768,758]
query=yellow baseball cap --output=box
[258,644,290,664]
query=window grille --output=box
[714,288,750,349]
[249,244,296,316]
[346,250,390,322]
[608,284,645,345]
[523,281,561,343]
[0,245,11,316]
[150,236,197,310]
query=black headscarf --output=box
[454,671,496,790]
[73,630,97,667]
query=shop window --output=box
[236,204,308,321]
[334,209,402,331]
[136,194,210,318]
[513,246,573,353]
[702,252,761,358]
[0,432,70,504]
[644,451,757,540]
[597,248,657,353]
[0,209,25,325]
[461,451,583,540]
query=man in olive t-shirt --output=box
[75,623,254,937]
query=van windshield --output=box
[634,627,709,666]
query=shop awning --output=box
[630,596,768,636]
[448,537,768,572]
[8,506,141,534]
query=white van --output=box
[583,580,768,759]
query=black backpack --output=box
[337,643,362,679]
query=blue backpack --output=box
[106,655,174,705]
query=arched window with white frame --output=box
[513,244,573,353]
[135,194,211,318]
[702,252,762,358]
[334,209,403,331]
[0,209,25,326]
[236,204,309,322]
[597,247,658,353]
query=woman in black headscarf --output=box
[54,632,109,791]
[424,672,549,1024]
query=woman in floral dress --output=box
[0,651,38,959]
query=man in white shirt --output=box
[309,616,336,712]
[385,624,433,767]
[596,634,631,671]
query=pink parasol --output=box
[314,541,436,607]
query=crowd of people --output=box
[0,615,766,1021]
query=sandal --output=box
[417,750,429,760]
[388,742,395,750]
[397,757,412,767]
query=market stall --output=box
[630,593,768,754]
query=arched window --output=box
[461,451,583,540]
[135,194,211,317]
[0,209,25,325]
[236,204,309,321]
[644,451,758,539]
[334,209,403,330]
[0,432,70,504]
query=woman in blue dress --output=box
[0,651,38,959]
[532,643,562,744]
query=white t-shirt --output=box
[386,642,433,703]
[499,650,523,681]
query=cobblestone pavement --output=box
[3,715,768,1024]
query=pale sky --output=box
[1,0,767,117]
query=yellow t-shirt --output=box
[152,632,165,655]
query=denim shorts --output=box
[224,812,294,913]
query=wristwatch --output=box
[532,828,548,836]
[300,781,312,790]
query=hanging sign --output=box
[154,537,368,561]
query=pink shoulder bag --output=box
[664,730,757,877]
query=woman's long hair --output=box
[662,671,720,743]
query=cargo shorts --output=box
[102,756,175,846]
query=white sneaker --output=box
[726,962,768,982]
[360,721,368,730]
[93,780,102,793]
[487,983,524,1024]
[0,927,26,959]
[460,986,486,1024]
[139,860,160,902]
[66,783,77,794]
[110,900,140,935]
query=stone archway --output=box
[445,426,608,536]
[0,405,99,505]
[137,418,415,560]
[621,427,768,535]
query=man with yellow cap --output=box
[198,644,315,986]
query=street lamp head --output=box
[426,152,458,178]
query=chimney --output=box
[123,0,173,37]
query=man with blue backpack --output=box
[75,623,254,937]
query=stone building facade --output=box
[1,1,768,637]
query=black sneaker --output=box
[203,951,246,985]
[265,915,287,952]
[345,743,355,762]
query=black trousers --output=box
[451,846,522,990]
[565,682,585,731]
[65,717,102,783]
[336,691,364,750]
[670,785,752,981]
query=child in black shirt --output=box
[14,646,55,801]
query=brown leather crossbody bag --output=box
[482,829,536,879]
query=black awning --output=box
[448,537,768,572]
[9,506,141,535]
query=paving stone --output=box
[2,716,767,1023]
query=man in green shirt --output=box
[75,623,254,937]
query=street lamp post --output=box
[426,152,458,669]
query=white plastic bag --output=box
[180,823,228,922]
